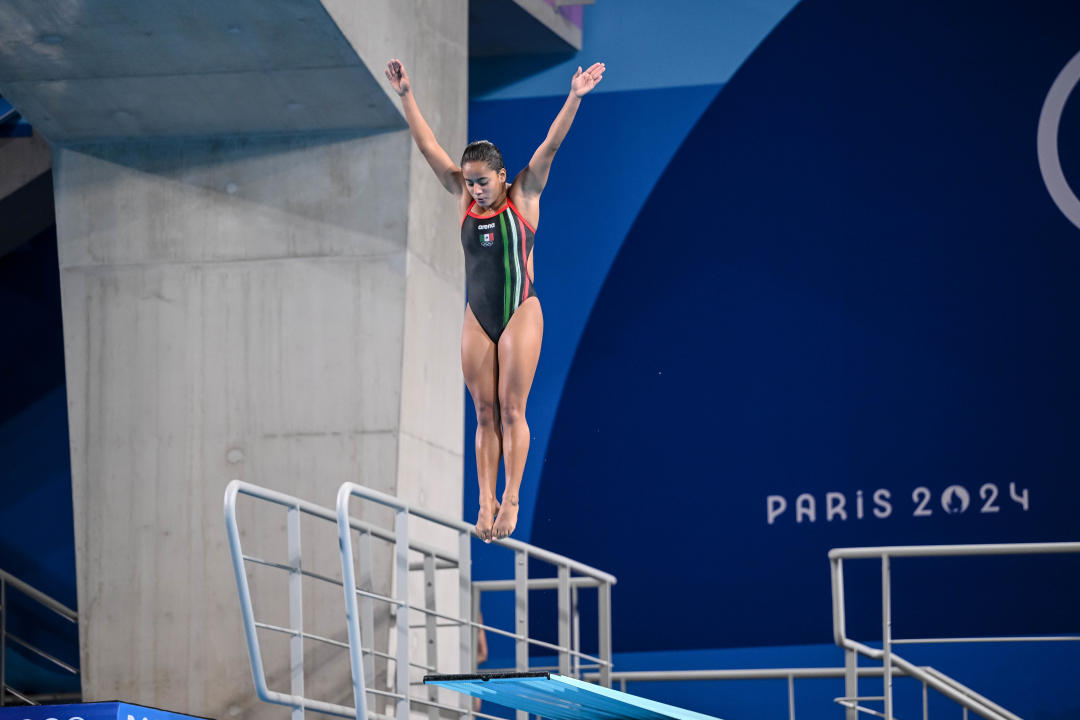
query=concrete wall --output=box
[0,0,404,140]
[50,2,467,717]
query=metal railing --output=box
[573,542,1078,720]
[0,569,80,706]
[831,541,1080,720]
[225,479,616,720]
[583,666,932,720]
[229,481,1072,720]
[336,482,615,720]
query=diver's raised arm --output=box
[385,59,464,196]
[514,62,605,199]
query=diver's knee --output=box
[475,400,499,428]
[499,401,527,428]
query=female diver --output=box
[384,57,605,541]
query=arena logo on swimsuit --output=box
[477,221,496,247]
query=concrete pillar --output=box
[45,2,467,717]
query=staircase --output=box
[0,569,80,707]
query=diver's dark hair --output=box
[461,140,505,172]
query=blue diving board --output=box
[424,672,723,720]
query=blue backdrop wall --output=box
[467,1,1080,718]
[0,223,79,694]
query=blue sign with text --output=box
[0,703,210,720]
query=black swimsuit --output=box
[461,199,537,342]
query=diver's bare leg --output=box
[462,305,501,542]
[493,298,543,539]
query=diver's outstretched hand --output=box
[385,58,411,96]
[571,62,605,98]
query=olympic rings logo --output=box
[1037,49,1080,231]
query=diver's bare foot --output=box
[475,500,499,543]
[492,495,519,540]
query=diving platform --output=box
[424,672,722,720]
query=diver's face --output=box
[462,161,506,208]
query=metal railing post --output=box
[471,586,481,670]
[557,566,571,676]
[458,530,473,720]
[882,555,892,720]
[287,505,305,720]
[423,554,439,720]
[598,581,612,688]
[514,549,529,720]
[844,647,858,720]
[571,585,580,678]
[395,508,410,720]
[334,483,370,720]
[787,674,795,720]
[833,555,858,720]
[357,531,376,691]
[225,481,278,709]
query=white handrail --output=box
[829,542,1080,560]
[225,479,617,720]
[831,541,1080,720]
[335,481,617,720]
[336,483,616,585]
[224,481,359,720]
